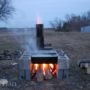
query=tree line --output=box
[50,11,90,32]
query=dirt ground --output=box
[0,29,90,90]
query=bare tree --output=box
[50,18,63,31]
[50,10,90,32]
[64,14,89,32]
[0,0,14,21]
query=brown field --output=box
[0,30,90,90]
[44,31,90,65]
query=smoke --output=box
[8,28,38,54]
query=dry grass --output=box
[44,31,90,65]
[0,30,90,65]
[0,29,90,90]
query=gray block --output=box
[26,70,30,80]
[58,69,69,80]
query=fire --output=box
[43,64,46,70]
[34,64,39,70]
[42,64,48,76]
[30,63,58,80]
[49,64,54,69]
[37,16,42,24]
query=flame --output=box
[42,64,46,75]
[34,64,39,70]
[31,63,58,79]
[49,64,54,69]
[37,16,42,24]
[42,64,48,76]
[52,69,56,75]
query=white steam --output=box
[8,28,38,54]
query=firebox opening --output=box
[30,63,58,81]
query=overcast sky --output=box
[0,0,90,27]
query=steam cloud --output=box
[8,28,38,54]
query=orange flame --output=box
[31,64,58,78]
[34,64,39,70]
[49,64,54,69]
[42,64,46,75]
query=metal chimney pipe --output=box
[36,24,44,49]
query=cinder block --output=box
[26,70,30,80]
[58,69,69,80]
[58,69,63,80]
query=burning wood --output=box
[36,68,43,82]
[30,64,58,81]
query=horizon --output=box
[0,0,90,28]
